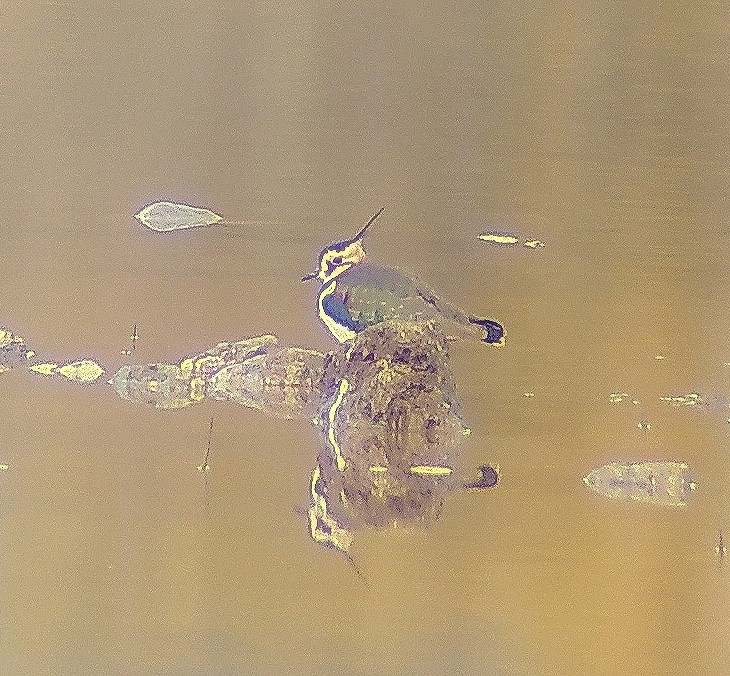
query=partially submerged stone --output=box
[307,319,496,556]
[583,461,697,506]
[208,346,325,419]
[110,336,279,409]
[58,360,105,383]
[110,363,196,409]
[134,201,223,232]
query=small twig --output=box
[717,530,726,567]
[130,324,139,351]
[197,417,213,472]
[121,323,139,355]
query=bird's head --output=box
[302,208,384,283]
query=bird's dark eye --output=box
[332,256,343,265]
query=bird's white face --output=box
[315,239,367,283]
[301,208,384,284]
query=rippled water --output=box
[1,2,729,674]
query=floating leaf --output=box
[134,201,223,232]
[478,233,519,245]
[478,232,545,248]
[409,465,454,476]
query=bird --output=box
[302,208,505,346]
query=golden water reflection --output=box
[0,2,728,674]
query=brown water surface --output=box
[1,2,729,674]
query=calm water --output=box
[1,2,729,674]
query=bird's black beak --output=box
[351,207,384,242]
[301,271,318,282]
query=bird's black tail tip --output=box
[470,318,505,346]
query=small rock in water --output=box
[30,363,57,376]
[583,461,697,507]
[134,201,223,232]
[110,335,281,410]
[58,360,105,384]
